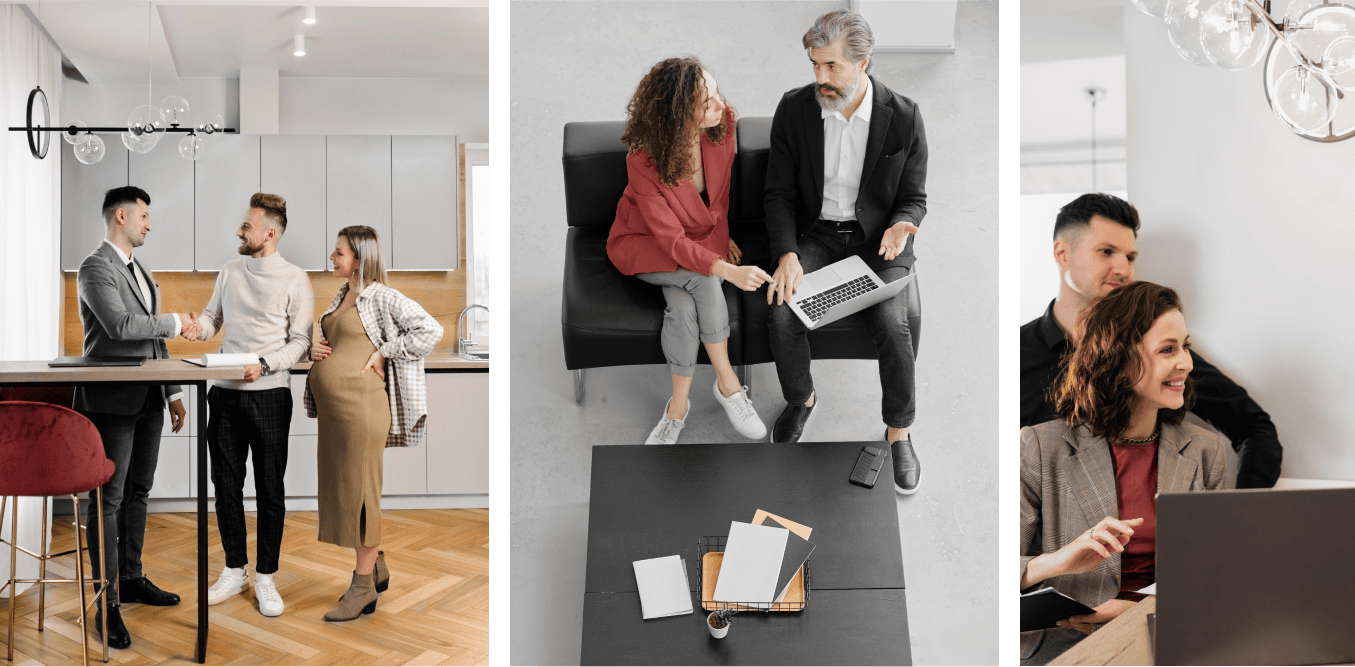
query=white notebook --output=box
[712,521,789,609]
[183,353,261,367]
[632,555,692,619]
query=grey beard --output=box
[814,74,859,113]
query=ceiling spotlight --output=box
[304,6,316,24]
[294,34,305,57]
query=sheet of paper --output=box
[633,555,692,620]
[184,353,261,368]
[712,521,788,609]
[1134,583,1156,596]
[762,516,814,603]
[752,509,812,539]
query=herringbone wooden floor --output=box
[0,509,489,665]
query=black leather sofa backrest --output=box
[562,121,628,228]
[733,116,773,225]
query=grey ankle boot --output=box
[375,551,390,593]
[323,572,377,622]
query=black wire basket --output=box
[696,535,811,612]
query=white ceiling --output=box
[24,1,488,84]
[1021,0,1125,63]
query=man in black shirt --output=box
[1020,193,1282,488]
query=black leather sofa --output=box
[560,117,921,404]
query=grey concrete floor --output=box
[510,3,997,665]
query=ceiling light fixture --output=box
[8,0,234,162]
[294,34,306,56]
[304,6,316,24]
[1135,0,1355,142]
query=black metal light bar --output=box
[8,125,237,134]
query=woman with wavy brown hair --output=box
[1018,281,1229,665]
[607,57,773,444]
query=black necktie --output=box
[127,260,135,277]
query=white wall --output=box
[61,77,487,140]
[1126,6,1355,481]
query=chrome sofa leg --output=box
[574,369,585,405]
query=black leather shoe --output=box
[94,603,132,650]
[771,399,815,443]
[119,576,180,606]
[890,435,920,495]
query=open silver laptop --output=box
[787,255,915,329]
[1155,487,1355,665]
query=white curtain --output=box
[1,2,64,596]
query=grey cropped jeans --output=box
[636,269,731,377]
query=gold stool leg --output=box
[37,496,47,631]
[8,496,18,662]
[94,489,107,663]
[74,494,90,667]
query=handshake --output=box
[177,312,203,340]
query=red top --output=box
[607,108,735,276]
[1112,439,1158,601]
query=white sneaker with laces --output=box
[713,382,767,439]
[255,571,285,617]
[207,565,248,605]
[644,399,689,445]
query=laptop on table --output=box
[48,356,146,367]
[1155,487,1355,665]
[786,255,916,330]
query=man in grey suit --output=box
[75,185,200,648]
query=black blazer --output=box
[763,76,928,271]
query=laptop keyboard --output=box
[796,276,878,323]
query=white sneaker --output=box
[207,565,248,605]
[644,399,689,445]
[254,572,285,617]
[713,382,767,439]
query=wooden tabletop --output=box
[1049,596,1155,666]
[0,358,244,384]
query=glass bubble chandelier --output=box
[9,1,233,162]
[1136,0,1355,141]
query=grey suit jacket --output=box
[73,241,181,415]
[1019,419,1229,653]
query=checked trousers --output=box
[207,386,291,574]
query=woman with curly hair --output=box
[608,57,773,444]
[1018,281,1229,664]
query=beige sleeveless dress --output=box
[310,306,392,548]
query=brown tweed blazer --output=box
[1019,419,1229,653]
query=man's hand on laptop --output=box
[879,221,919,261]
[769,253,804,306]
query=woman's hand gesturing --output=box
[715,260,773,292]
[1021,516,1143,589]
[312,337,332,361]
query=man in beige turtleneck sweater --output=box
[191,192,314,618]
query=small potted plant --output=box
[707,608,738,639]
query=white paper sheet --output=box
[183,353,261,367]
[712,521,789,609]
[633,555,692,619]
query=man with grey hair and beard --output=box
[763,9,928,495]
[190,192,314,618]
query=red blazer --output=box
[607,109,735,276]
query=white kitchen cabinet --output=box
[289,376,317,436]
[326,136,392,253]
[261,136,328,270]
[425,373,488,494]
[128,143,195,270]
[61,139,129,270]
[391,135,458,270]
[149,436,192,499]
[194,134,260,271]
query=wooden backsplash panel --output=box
[62,271,466,356]
[62,144,471,356]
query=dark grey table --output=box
[581,442,911,666]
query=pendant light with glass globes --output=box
[8,0,235,162]
[1133,0,1355,141]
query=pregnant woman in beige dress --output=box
[305,225,443,622]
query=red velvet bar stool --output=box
[0,399,116,664]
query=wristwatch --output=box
[258,357,271,375]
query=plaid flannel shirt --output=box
[304,282,444,447]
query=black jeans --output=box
[207,386,292,574]
[767,224,917,428]
[80,390,165,604]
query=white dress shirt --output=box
[102,239,184,405]
[820,75,874,222]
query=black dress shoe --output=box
[771,400,816,443]
[94,603,132,649]
[119,576,180,606]
[890,435,921,495]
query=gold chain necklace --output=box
[1116,429,1159,445]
